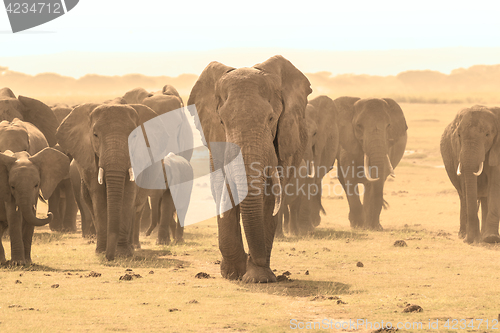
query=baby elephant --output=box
[0,149,69,265]
[441,105,500,244]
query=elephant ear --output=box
[0,152,16,202]
[487,106,500,166]
[383,98,408,144]
[334,96,361,153]
[253,55,312,170]
[162,84,180,98]
[122,87,152,104]
[128,104,158,125]
[29,148,70,199]
[0,87,16,98]
[17,95,58,147]
[56,103,99,171]
[187,61,235,147]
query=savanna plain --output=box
[1,102,499,333]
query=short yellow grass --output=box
[1,103,499,332]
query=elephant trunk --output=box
[19,198,53,226]
[104,170,126,260]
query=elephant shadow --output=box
[0,262,72,272]
[242,279,355,298]
[99,249,190,269]
[276,228,369,242]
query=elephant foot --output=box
[173,238,184,245]
[156,238,171,245]
[132,242,141,250]
[464,233,480,244]
[116,245,134,258]
[61,227,77,233]
[241,257,276,283]
[482,233,500,243]
[221,253,247,280]
[7,259,27,266]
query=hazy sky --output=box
[1,0,500,77]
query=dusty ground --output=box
[1,103,500,332]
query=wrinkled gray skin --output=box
[276,95,340,236]
[49,104,79,233]
[441,105,500,244]
[334,97,407,230]
[0,125,69,266]
[188,56,311,282]
[57,103,158,260]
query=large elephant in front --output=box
[440,105,500,244]
[278,95,340,236]
[188,55,311,282]
[334,97,407,230]
[0,120,69,265]
[56,103,158,260]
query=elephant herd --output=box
[0,55,499,283]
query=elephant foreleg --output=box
[61,179,78,232]
[458,193,467,239]
[218,205,247,280]
[6,202,25,265]
[483,172,500,243]
[48,187,62,232]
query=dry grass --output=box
[1,103,500,332]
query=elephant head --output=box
[449,106,500,242]
[0,88,58,147]
[56,103,158,260]
[122,86,184,116]
[335,97,407,182]
[188,55,311,282]
[0,148,69,227]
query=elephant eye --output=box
[269,116,274,122]
[11,186,14,190]
[34,184,39,188]
[93,133,98,138]
[486,133,490,137]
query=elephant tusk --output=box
[457,163,462,176]
[386,154,395,178]
[307,160,315,178]
[167,152,176,159]
[474,162,483,176]
[98,167,104,185]
[271,167,282,216]
[364,154,379,182]
[129,168,135,182]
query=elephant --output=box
[69,158,95,237]
[440,105,500,244]
[277,96,340,236]
[122,85,184,116]
[334,97,407,230]
[142,153,194,245]
[0,121,69,265]
[122,85,185,233]
[188,55,311,282]
[0,87,58,147]
[48,104,79,233]
[56,103,159,260]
